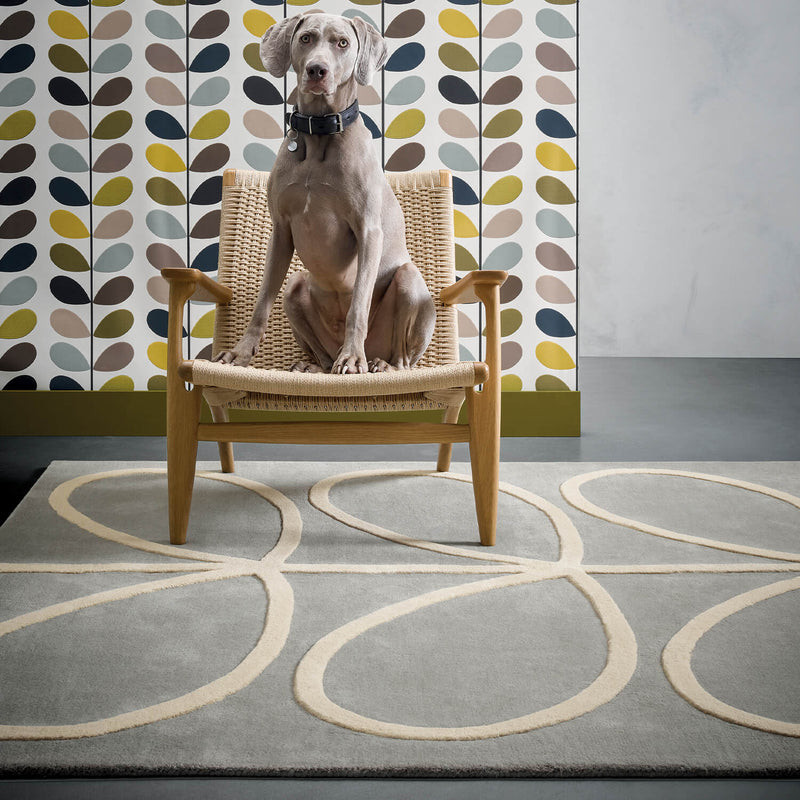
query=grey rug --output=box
[0,460,798,778]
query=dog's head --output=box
[260,13,388,95]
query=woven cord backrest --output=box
[212,169,459,370]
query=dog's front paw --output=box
[332,352,368,374]
[213,334,260,367]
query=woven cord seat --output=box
[162,168,507,548]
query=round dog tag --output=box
[288,140,298,152]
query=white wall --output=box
[579,0,800,357]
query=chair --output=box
[162,168,506,547]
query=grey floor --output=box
[1,358,799,798]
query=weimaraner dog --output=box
[215,12,435,374]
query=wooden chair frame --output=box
[163,169,506,548]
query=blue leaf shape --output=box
[438,75,478,105]
[536,209,575,238]
[49,177,89,207]
[0,77,35,107]
[189,43,229,73]
[92,43,132,74]
[0,44,34,74]
[243,142,277,172]
[536,9,576,39]
[385,43,425,72]
[536,109,576,139]
[535,308,576,338]
[146,210,186,239]
[191,242,219,273]
[146,308,185,338]
[242,75,282,106]
[483,242,522,271]
[48,76,88,106]
[145,10,185,40]
[385,75,425,106]
[0,275,35,305]
[452,176,479,206]
[0,243,36,273]
[49,376,82,390]
[49,143,89,173]
[7,374,37,390]
[0,176,35,205]
[190,76,230,107]
[145,109,187,140]
[439,142,479,172]
[482,43,522,72]
[94,243,133,273]
[190,176,222,206]
[50,276,90,305]
[50,342,90,372]
[360,112,381,139]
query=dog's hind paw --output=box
[368,359,397,373]
[290,361,325,373]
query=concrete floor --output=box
[1,358,799,798]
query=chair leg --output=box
[466,386,500,546]
[210,405,235,473]
[167,382,202,545]
[436,401,463,472]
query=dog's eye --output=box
[299,34,311,44]
[338,38,349,49]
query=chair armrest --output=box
[439,270,507,306]
[161,267,233,305]
[162,269,232,378]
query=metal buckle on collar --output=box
[327,112,344,133]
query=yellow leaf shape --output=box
[384,109,425,139]
[243,9,276,38]
[190,109,230,140]
[536,142,576,172]
[501,374,523,392]
[0,110,35,140]
[536,341,576,371]
[483,176,523,206]
[100,375,134,391]
[453,210,478,238]
[147,341,168,371]
[50,210,90,239]
[190,309,216,339]
[0,309,36,339]
[146,143,186,172]
[93,176,133,207]
[49,10,88,39]
[439,9,479,38]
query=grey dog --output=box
[214,12,436,374]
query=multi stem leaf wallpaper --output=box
[0,0,577,394]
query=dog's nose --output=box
[306,63,328,81]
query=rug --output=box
[0,460,798,778]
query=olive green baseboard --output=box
[1,390,580,438]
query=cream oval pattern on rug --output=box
[0,466,798,741]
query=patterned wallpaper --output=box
[0,0,577,393]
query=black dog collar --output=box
[286,99,360,136]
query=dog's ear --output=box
[260,14,307,78]
[350,16,388,86]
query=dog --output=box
[214,12,436,374]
